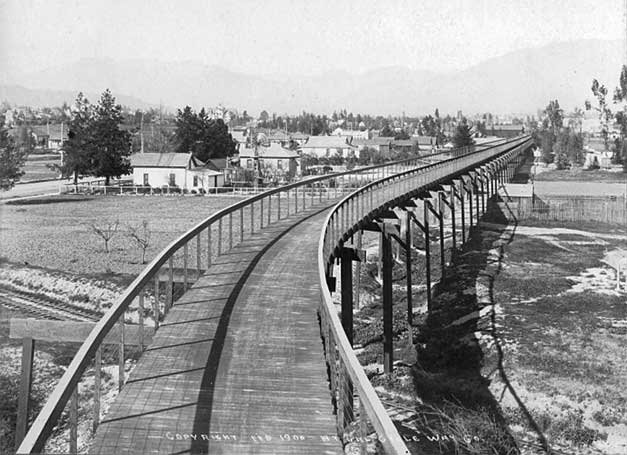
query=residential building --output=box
[352,137,393,156]
[31,123,68,150]
[298,135,358,159]
[130,152,224,190]
[239,142,301,180]
[488,124,525,138]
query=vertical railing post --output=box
[93,346,101,433]
[207,225,212,268]
[167,256,174,309]
[218,218,223,255]
[183,242,189,290]
[15,337,34,451]
[240,207,244,243]
[196,234,202,278]
[118,318,125,391]
[229,212,233,250]
[69,386,78,454]
[153,275,160,329]
[138,292,145,350]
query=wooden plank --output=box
[9,319,154,345]
[15,337,34,451]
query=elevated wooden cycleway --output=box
[89,202,342,455]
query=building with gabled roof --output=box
[130,152,224,190]
[239,142,301,180]
[298,135,357,159]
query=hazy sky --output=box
[0,0,623,76]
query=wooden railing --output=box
[316,135,532,454]
[15,138,517,454]
[15,146,471,454]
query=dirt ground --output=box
[353,205,627,455]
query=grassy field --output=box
[354,207,627,454]
[534,169,626,183]
[1,194,245,277]
[20,154,62,182]
[0,194,247,452]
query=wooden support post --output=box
[93,347,101,433]
[69,386,78,454]
[474,175,480,223]
[354,230,362,309]
[340,248,354,345]
[377,230,383,282]
[438,193,445,274]
[449,185,457,255]
[381,224,394,374]
[405,212,413,327]
[15,337,34,451]
[467,178,474,228]
[459,181,466,244]
[423,200,432,312]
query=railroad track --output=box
[0,288,102,322]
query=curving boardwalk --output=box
[90,202,342,455]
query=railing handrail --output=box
[17,140,491,453]
[17,135,523,454]
[316,135,532,454]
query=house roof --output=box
[267,131,290,141]
[290,132,309,140]
[392,139,415,147]
[239,143,300,159]
[300,135,355,149]
[412,135,437,145]
[130,152,195,168]
[352,138,392,147]
[491,124,524,131]
[205,158,228,171]
[32,124,69,141]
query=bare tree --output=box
[127,220,151,264]
[91,220,120,253]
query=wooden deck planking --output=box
[89,203,342,455]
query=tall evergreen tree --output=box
[90,90,131,185]
[452,123,475,148]
[62,92,95,184]
[174,106,236,162]
[0,118,27,190]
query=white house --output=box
[130,153,224,190]
[239,143,301,180]
[299,135,358,159]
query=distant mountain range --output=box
[0,39,622,116]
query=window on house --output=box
[247,159,253,169]
[277,159,283,169]
[193,176,199,187]
[169,173,176,186]
[143,173,149,186]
